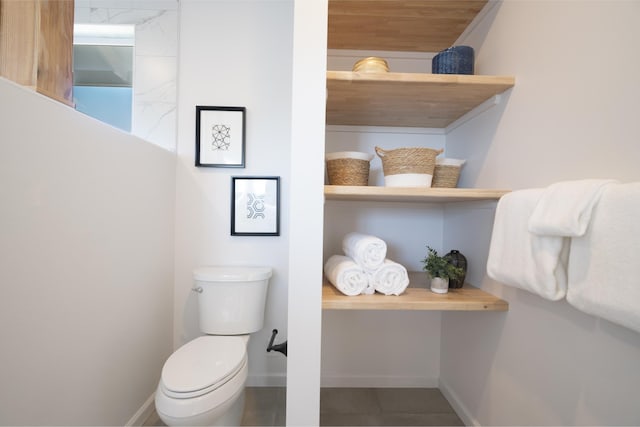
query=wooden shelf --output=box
[323,1,511,314]
[325,185,509,203]
[326,71,515,128]
[322,273,508,311]
[328,0,489,53]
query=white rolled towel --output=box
[324,255,370,296]
[342,232,387,272]
[371,259,410,296]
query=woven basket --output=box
[326,152,372,186]
[375,146,443,186]
[432,158,466,188]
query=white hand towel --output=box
[528,179,618,237]
[371,259,410,296]
[567,182,640,333]
[342,232,387,272]
[487,189,570,301]
[324,255,370,296]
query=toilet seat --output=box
[160,335,247,399]
[155,352,248,423]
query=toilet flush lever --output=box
[191,286,203,293]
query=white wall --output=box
[174,0,293,386]
[322,130,445,387]
[441,1,640,425]
[0,78,176,425]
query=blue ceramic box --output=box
[432,46,474,75]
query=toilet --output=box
[155,266,272,426]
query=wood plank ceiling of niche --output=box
[328,0,488,52]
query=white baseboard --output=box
[321,374,438,388]
[439,378,481,427]
[125,392,156,426]
[248,373,438,388]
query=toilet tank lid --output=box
[193,266,272,282]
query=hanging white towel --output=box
[487,189,570,301]
[566,182,640,333]
[370,259,410,296]
[342,232,387,273]
[528,179,618,237]
[324,255,371,296]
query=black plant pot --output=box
[444,250,467,289]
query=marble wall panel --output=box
[75,0,178,151]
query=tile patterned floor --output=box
[319,388,464,427]
[144,387,464,426]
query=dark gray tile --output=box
[244,387,286,414]
[241,409,276,426]
[242,386,285,426]
[320,412,384,426]
[142,409,165,426]
[379,412,465,426]
[274,405,287,427]
[321,388,382,415]
[375,388,455,414]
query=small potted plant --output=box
[421,246,465,294]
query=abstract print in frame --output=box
[195,106,246,167]
[231,176,280,236]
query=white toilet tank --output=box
[193,266,272,335]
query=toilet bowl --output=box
[155,336,249,426]
[154,266,272,426]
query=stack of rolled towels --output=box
[324,232,410,296]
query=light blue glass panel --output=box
[73,86,132,132]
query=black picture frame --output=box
[195,106,246,167]
[231,176,280,236]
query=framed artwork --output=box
[195,106,246,167]
[231,176,280,236]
